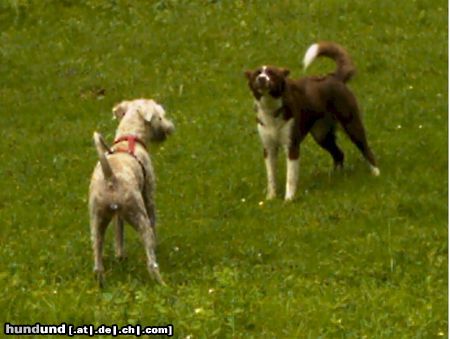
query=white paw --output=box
[266,191,277,200]
[370,166,380,176]
[284,193,295,202]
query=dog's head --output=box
[245,66,290,99]
[112,99,174,142]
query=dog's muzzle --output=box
[256,74,270,86]
[151,121,174,142]
[151,129,167,142]
[255,74,272,93]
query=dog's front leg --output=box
[284,117,309,201]
[285,146,300,201]
[264,146,278,200]
[258,124,278,199]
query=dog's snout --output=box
[150,118,174,142]
[256,73,270,86]
[164,120,175,135]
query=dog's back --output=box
[285,75,358,119]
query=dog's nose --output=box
[257,74,270,86]
[165,121,175,135]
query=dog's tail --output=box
[93,132,115,182]
[303,41,355,82]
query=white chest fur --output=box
[255,97,293,147]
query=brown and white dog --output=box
[245,41,379,201]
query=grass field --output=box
[0,0,447,337]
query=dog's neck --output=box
[115,115,150,146]
[255,94,283,117]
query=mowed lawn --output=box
[0,0,447,337]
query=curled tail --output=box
[303,41,355,82]
[93,132,115,182]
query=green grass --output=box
[0,0,447,337]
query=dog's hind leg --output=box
[341,117,379,176]
[142,225,165,285]
[90,213,111,288]
[143,181,157,229]
[331,89,379,176]
[310,120,344,169]
[114,216,125,259]
[125,204,165,285]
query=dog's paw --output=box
[94,270,105,289]
[115,253,128,262]
[334,162,344,171]
[284,194,296,202]
[370,166,380,176]
[266,191,277,200]
[148,262,167,286]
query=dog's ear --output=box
[153,103,166,117]
[138,100,165,122]
[281,68,290,78]
[112,101,129,120]
[137,107,153,122]
[244,70,253,80]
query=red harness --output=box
[113,135,147,154]
[110,135,147,179]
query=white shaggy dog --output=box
[89,99,174,286]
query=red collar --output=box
[113,135,147,155]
